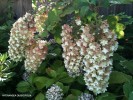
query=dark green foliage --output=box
[35,92,45,100]
[0,53,16,86]
[0,0,14,53]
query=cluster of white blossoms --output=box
[61,20,118,94]
[77,21,118,94]
[8,12,48,73]
[78,93,94,100]
[34,6,48,33]
[8,13,35,62]
[61,24,83,77]
[46,84,63,100]
[24,39,48,73]
[35,0,59,34]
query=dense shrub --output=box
[0,0,133,100]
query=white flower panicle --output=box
[24,39,48,73]
[46,84,63,100]
[78,93,94,100]
[61,24,83,77]
[35,6,48,33]
[78,20,118,95]
[8,13,35,62]
[35,0,58,33]
[76,25,95,56]
[78,25,106,94]
[8,12,48,73]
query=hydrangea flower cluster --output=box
[24,39,48,73]
[78,93,94,100]
[8,13,35,62]
[8,12,48,73]
[61,24,83,77]
[78,21,118,94]
[46,84,63,100]
[61,20,118,94]
[35,6,48,33]
[35,0,59,34]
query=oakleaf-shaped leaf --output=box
[35,93,45,100]
[109,71,132,84]
[123,82,133,98]
[33,76,48,89]
[16,81,30,93]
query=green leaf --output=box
[123,82,133,98]
[65,94,77,100]
[56,67,65,73]
[54,36,62,44]
[115,23,125,32]
[120,60,133,73]
[80,0,89,3]
[35,93,45,100]
[17,81,29,87]
[52,60,63,67]
[45,79,55,88]
[107,15,119,29]
[47,10,60,25]
[129,92,133,100]
[90,0,97,5]
[113,53,125,61]
[54,47,61,55]
[63,86,69,94]
[57,72,68,79]
[53,9,62,16]
[47,25,56,31]
[98,0,110,7]
[76,75,85,85]
[28,73,36,84]
[87,16,92,22]
[96,92,116,100]
[16,81,30,93]
[34,76,55,89]
[87,12,97,22]
[80,6,89,17]
[34,76,48,89]
[61,7,75,17]
[45,9,61,31]
[6,72,15,78]
[71,89,82,96]
[59,77,74,83]
[72,0,81,8]
[40,31,48,38]
[115,23,125,39]
[107,16,119,23]
[55,82,64,90]
[37,62,47,74]
[0,53,8,63]
[51,60,63,69]
[46,68,57,78]
[117,31,124,39]
[109,71,132,84]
